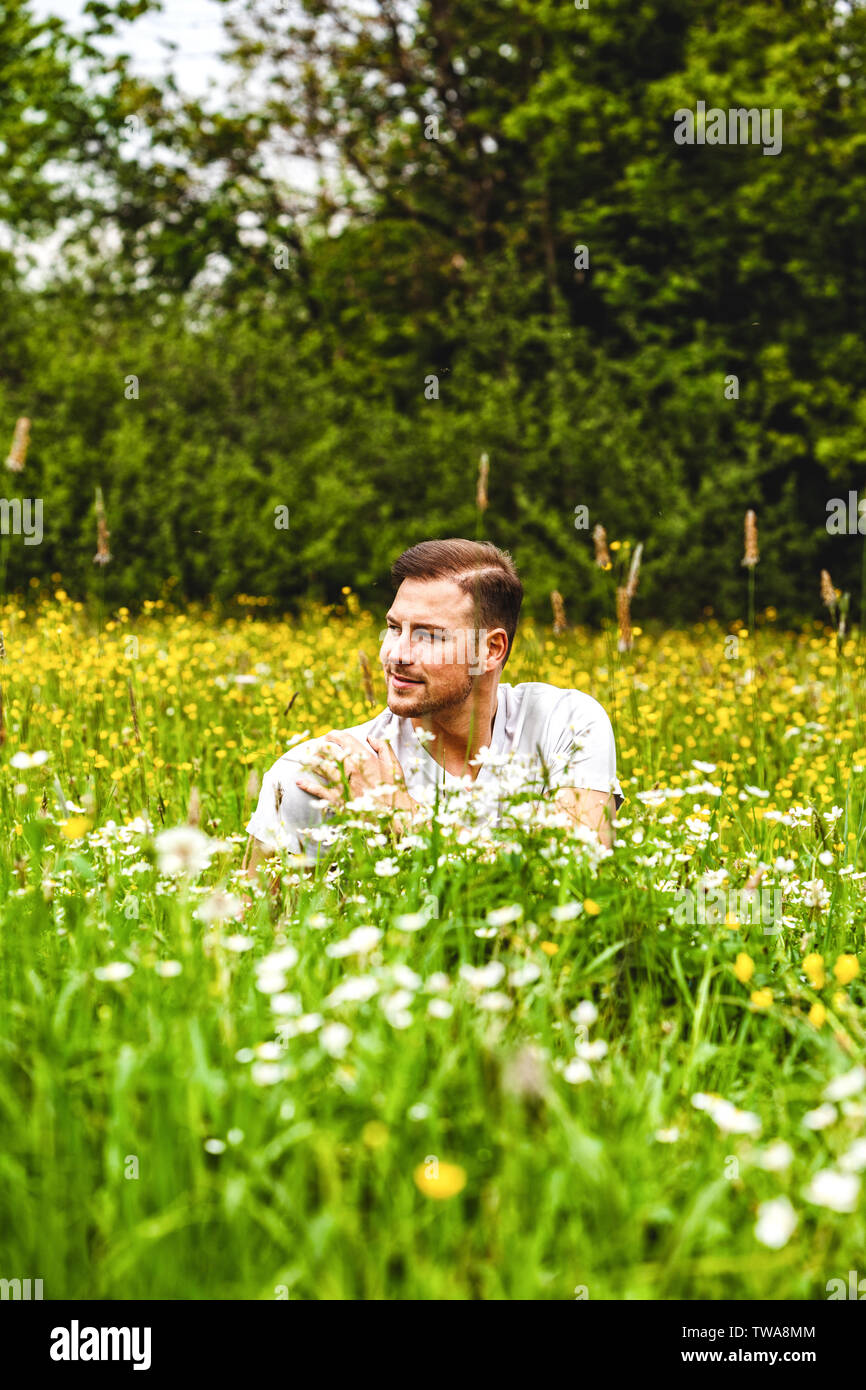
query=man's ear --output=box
[486,627,509,670]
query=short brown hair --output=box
[390,538,523,667]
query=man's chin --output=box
[386,677,474,717]
[387,685,428,715]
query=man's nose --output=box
[384,626,412,665]
[393,628,415,664]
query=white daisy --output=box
[326,926,382,958]
[9,749,50,769]
[824,1067,866,1102]
[320,1022,352,1056]
[156,825,216,878]
[804,1169,860,1213]
[759,1140,794,1172]
[326,976,379,1007]
[755,1196,797,1249]
[476,991,511,1012]
[839,1139,866,1173]
[654,1127,680,1144]
[94,962,134,982]
[803,1103,837,1130]
[486,904,523,927]
[194,889,245,924]
[571,1000,598,1027]
[459,961,506,991]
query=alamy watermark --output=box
[674,102,782,157]
[0,497,42,545]
[826,492,866,535]
[0,1276,43,1299]
[49,1321,151,1370]
[379,626,490,676]
[674,886,783,935]
[827,1270,866,1299]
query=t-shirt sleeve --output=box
[246,762,299,853]
[543,693,624,807]
[246,745,330,854]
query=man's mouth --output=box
[388,672,424,689]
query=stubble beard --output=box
[386,669,475,719]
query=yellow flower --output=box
[413,1160,466,1200]
[361,1121,389,1150]
[733,952,754,983]
[583,899,601,916]
[808,1001,826,1029]
[803,953,825,988]
[540,941,559,956]
[60,816,92,841]
[834,955,860,985]
[750,988,773,1011]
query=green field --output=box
[1,594,865,1299]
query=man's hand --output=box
[295,732,418,815]
[554,788,617,848]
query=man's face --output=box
[380,577,495,717]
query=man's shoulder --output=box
[503,681,610,721]
[261,708,393,779]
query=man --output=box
[244,538,622,881]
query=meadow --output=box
[1,577,865,1300]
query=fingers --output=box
[308,755,342,784]
[326,732,368,758]
[320,733,371,780]
[294,774,339,805]
[308,734,363,782]
[368,736,405,783]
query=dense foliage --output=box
[1,0,865,622]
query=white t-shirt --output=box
[247,681,623,856]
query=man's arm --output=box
[243,733,416,893]
[554,788,617,848]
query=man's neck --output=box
[411,678,500,780]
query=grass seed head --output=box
[592,523,611,568]
[550,590,567,635]
[616,586,633,651]
[820,569,837,612]
[5,417,30,473]
[742,509,759,568]
[476,452,489,511]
